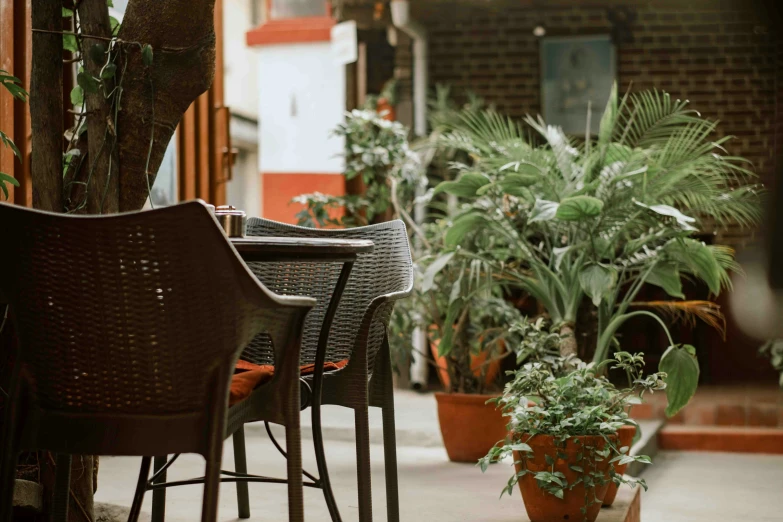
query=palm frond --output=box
[630,300,726,339]
[617,90,704,148]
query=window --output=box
[270,0,326,19]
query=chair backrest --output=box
[244,218,413,373]
[0,201,277,418]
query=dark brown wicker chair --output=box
[0,201,314,522]
[233,218,414,522]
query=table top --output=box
[230,236,374,262]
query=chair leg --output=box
[232,428,251,519]
[127,457,151,522]
[354,408,373,522]
[285,423,304,522]
[151,456,167,522]
[382,402,400,522]
[312,400,342,521]
[201,455,222,522]
[51,454,73,522]
[0,450,18,522]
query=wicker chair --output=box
[0,201,314,522]
[234,218,414,522]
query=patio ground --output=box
[93,391,783,521]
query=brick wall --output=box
[409,0,783,247]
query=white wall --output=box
[258,42,345,174]
[224,0,259,119]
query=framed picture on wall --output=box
[540,35,616,136]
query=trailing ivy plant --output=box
[480,348,665,516]
[429,84,762,416]
[294,109,421,227]
[759,339,783,387]
[0,70,28,200]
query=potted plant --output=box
[481,339,665,522]
[431,84,762,417]
[293,108,421,228]
[396,217,525,462]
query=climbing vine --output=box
[55,0,157,213]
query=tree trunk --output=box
[77,0,118,214]
[30,0,63,211]
[115,0,216,211]
[559,323,578,358]
[25,0,218,519]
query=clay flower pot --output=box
[602,424,637,506]
[429,337,504,390]
[435,392,507,463]
[513,434,616,522]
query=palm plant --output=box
[431,85,762,415]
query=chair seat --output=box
[229,359,348,406]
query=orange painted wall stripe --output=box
[246,17,335,46]
[262,172,344,224]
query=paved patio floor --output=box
[92,391,783,521]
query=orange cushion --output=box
[229,359,349,406]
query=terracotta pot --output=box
[430,338,504,391]
[377,98,396,121]
[435,392,507,463]
[513,434,616,522]
[602,425,637,506]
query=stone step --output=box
[658,425,783,454]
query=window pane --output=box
[271,0,325,19]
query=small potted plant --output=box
[481,333,666,522]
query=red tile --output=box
[629,403,654,420]
[715,404,746,426]
[747,405,779,427]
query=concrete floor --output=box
[92,391,783,521]
[641,451,783,522]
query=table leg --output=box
[312,261,354,522]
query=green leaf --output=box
[553,489,564,500]
[110,16,121,35]
[0,172,19,200]
[659,344,700,417]
[89,43,107,65]
[665,238,723,295]
[70,86,84,106]
[509,443,533,453]
[634,200,697,231]
[63,33,79,53]
[569,465,583,473]
[142,44,154,66]
[77,71,99,94]
[421,252,454,292]
[579,263,617,306]
[445,212,485,247]
[555,195,604,221]
[62,7,74,17]
[107,0,114,6]
[433,172,490,198]
[598,82,618,145]
[0,130,21,160]
[529,199,559,223]
[100,63,117,80]
[499,173,538,197]
[645,262,685,299]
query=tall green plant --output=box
[431,85,762,415]
[0,70,28,200]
